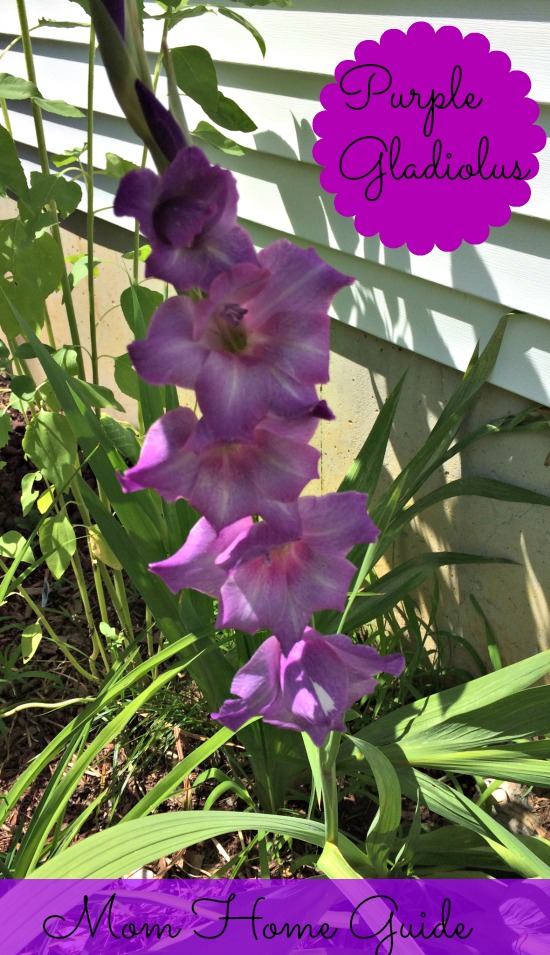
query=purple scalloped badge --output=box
[313,21,547,254]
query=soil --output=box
[1,371,549,878]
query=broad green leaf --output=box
[9,375,36,401]
[114,352,140,400]
[22,410,77,486]
[171,45,219,115]
[219,8,266,56]
[120,284,163,334]
[88,524,122,570]
[37,487,55,514]
[33,97,84,118]
[351,650,550,749]
[21,622,43,664]
[39,512,77,578]
[209,91,256,132]
[0,531,34,564]
[0,410,10,448]
[26,171,81,219]
[0,72,39,100]
[347,735,401,874]
[99,152,140,179]
[99,415,140,464]
[317,842,369,879]
[0,231,63,338]
[53,344,80,375]
[20,471,42,516]
[26,811,365,880]
[192,121,245,156]
[0,124,28,198]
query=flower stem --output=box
[320,732,341,846]
[86,24,99,386]
[15,0,86,381]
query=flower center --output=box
[216,302,248,354]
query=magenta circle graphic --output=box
[313,21,547,254]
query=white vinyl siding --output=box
[2,0,549,402]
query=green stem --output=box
[320,732,341,846]
[86,25,98,386]
[1,98,13,135]
[15,0,86,380]
[0,558,96,683]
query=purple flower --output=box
[212,629,405,746]
[118,407,321,531]
[114,146,258,291]
[129,241,353,437]
[151,492,378,647]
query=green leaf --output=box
[68,376,125,412]
[120,284,163,334]
[347,735,402,874]
[22,410,77,486]
[21,622,43,664]
[20,471,42,517]
[470,593,503,671]
[114,352,140,400]
[39,512,77,578]
[0,72,40,100]
[147,4,210,27]
[192,121,245,156]
[0,410,11,448]
[53,345,80,375]
[99,415,140,464]
[0,531,34,564]
[208,92,256,132]
[9,375,36,401]
[66,255,100,293]
[317,842,369,879]
[99,152,140,180]
[33,97,84,118]
[0,124,28,198]
[339,375,405,501]
[0,230,63,338]
[23,171,82,220]
[171,45,219,115]
[219,8,266,56]
[235,0,292,7]
[88,524,122,570]
[37,18,89,28]
[51,143,87,168]
[25,811,363,880]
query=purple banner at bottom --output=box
[2,879,550,955]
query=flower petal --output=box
[117,407,198,501]
[150,515,253,596]
[128,297,207,389]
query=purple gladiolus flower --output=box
[129,241,353,436]
[135,81,186,163]
[212,629,405,746]
[114,146,258,291]
[118,407,321,531]
[151,492,378,647]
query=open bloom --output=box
[212,630,405,746]
[118,407,322,531]
[114,146,258,291]
[129,241,353,437]
[151,491,378,647]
